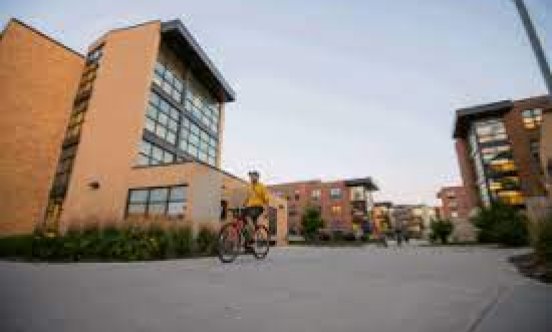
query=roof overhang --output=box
[452,100,513,139]
[161,20,235,103]
[344,177,379,191]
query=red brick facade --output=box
[437,186,472,220]
[269,178,377,234]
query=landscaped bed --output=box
[0,222,218,262]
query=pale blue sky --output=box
[1,0,550,205]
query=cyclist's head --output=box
[248,170,260,183]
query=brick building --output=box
[269,178,378,234]
[453,95,551,214]
[437,186,476,241]
[0,18,287,243]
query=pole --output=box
[513,0,552,96]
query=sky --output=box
[1,0,550,205]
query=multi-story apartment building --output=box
[453,95,551,214]
[437,186,471,220]
[389,204,436,239]
[541,108,552,199]
[437,186,476,241]
[269,178,378,234]
[0,18,288,244]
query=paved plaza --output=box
[1,245,550,332]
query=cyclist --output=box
[243,170,269,245]
[244,170,270,223]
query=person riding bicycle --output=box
[244,170,270,225]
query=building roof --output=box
[344,177,379,191]
[452,100,513,138]
[161,20,235,103]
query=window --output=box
[127,185,187,218]
[446,191,456,199]
[145,92,179,145]
[137,139,175,166]
[153,61,184,103]
[179,116,218,166]
[475,119,507,144]
[86,45,103,65]
[186,74,220,134]
[294,190,300,201]
[529,139,540,165]
[451,211,459,218]
[330,188,342,199]
[522,109,542,129]
[331,206,342,215]
[311,189,321,200]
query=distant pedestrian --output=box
[395,219,405,246]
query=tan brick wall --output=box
[0,20,84,235]
[60,21,162,229]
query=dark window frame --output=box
[126,184,188,218]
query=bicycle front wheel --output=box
[252,225,270,260]
[218,223,240,263]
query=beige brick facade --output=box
[0,20,84,235]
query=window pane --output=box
[148,203,166,215]
[139,140,151,155]
[152,146,163,161]
[163,151,174,163]
[167,202,185,216]
[150,188,168,202]
[129,189,148,203]
[166,131,176,145]
[128,203,146,215]
[169,186,187,201]
[137,154,149,166]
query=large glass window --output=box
[522,109,542,129]
[185,75,220,134]
[475,119,507,143]
[529,139,540,165]
[311,189,321,200]
[179,117,218,166]
[127,185,187,218]
[145,92,179,145]
[152,61,184,103]
[137,139,175,166]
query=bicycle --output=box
[217,207,270,263]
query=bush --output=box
[471,203,528,246]
[196,226,217,256]
[170,225,193,257]
[317,229,331,242]
[301,207,324,241]
[0,222,212,262]
[531,215,552,265]
[430,219,454,244]
[0,235,34,258]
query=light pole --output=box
[513,0,552,96]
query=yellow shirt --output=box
[245,182,270,207]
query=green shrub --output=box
[531,215,552,264]
[430,219,454,244]
[0,221,217,262]
[0,235,34,258]
[196,226,217,255]
[171,225,193,257]
[301,207,324,241]
[471,203,528,246]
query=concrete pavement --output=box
[0,245,550,332]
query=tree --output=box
[301,206,324,241]
[471,203,528,246]
[430,219,454,244]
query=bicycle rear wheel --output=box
[252,225,270,260]
[218,223,240,263]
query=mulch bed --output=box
[509,253,552,284]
